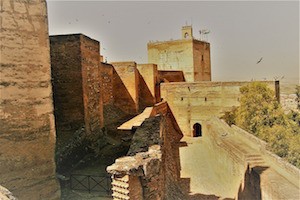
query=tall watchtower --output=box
[182,26,193,39]
[148,26,211,82]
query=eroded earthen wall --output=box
[0,0,60,198]
[161,81,278,136]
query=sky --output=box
[47,0,299,83]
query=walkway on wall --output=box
[179,119,299,200]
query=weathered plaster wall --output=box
[0,0,60,198]
[161,81,279,136]
[111,61,139,114]
[148,38,211,82]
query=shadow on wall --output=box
[138,71,156,111]
[179,141,234,200]
[113,67,138,115]
[238,165,269,200]
[179,177,225,200]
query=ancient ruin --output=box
[0,1,299,200]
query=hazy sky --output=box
[47,0,299,83]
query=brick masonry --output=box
[50,34,103,140]
[0,0,60,199]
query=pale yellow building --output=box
[148,26,211,82]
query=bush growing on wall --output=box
[222,82,300,168]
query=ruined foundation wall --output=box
[0,0,60,198]
[161,81,278,136]
[108,104,183,199]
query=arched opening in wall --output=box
[193,123,202,137]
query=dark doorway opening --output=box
[193,123,202,137]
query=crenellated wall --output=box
[0,0,60,198]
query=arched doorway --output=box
[193,123,202,137]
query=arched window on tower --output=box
[184,32,189,38]
[193,123,202,137]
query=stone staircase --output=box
[111,175,130,200]
[245,154,268,169]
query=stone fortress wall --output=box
[161,81,279,136]
[1,1,299,199]
[0,0,60,199]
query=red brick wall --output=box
[50,34,103,138]
[50,35,85,139]
[80,35,103,134]
[100,63,114,105]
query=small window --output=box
[202,55,204,61]
[205,97,207,101]
[184,32,189,38]
[193,123,202,137]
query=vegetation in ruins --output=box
[222,82,300,168]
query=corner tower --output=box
[148,26,211,82]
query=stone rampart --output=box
[0,0,60,198]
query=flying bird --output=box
[256,57,263,64]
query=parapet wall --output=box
[205,118,299,200]
[161,81,279,136]
[0,0,60,198]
